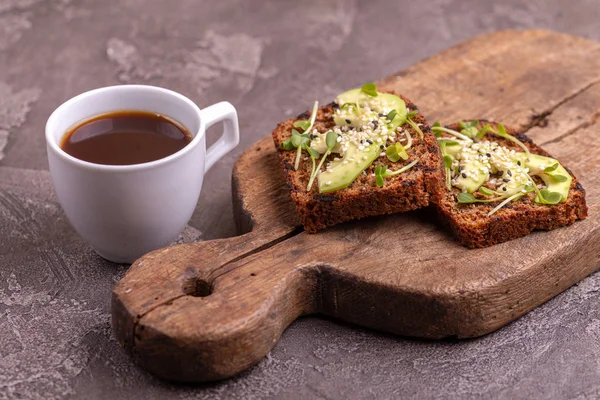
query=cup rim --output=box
[45,84,205,172]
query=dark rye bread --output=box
[271,91,444,233]
[435,121,588,248]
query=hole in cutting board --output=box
[184,278,214,297]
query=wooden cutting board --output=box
[112,30,600,382]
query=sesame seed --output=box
[345,119,351,124]
[366,139,373,144]
[462,173,467,178]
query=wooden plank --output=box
[112,30,600,382]
[378,30,600,130]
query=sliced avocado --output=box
[334,88,364,127]
[334,88,407,130]
[336,88,363,105]
[515,153,571,202]
[441,141,461,158]
[333,109,376,129]
[454,158,489,193]
[318,142,380,193]
[452,148,489,193]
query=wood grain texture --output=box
[112,30,600,382]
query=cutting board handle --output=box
[112,230,321,381]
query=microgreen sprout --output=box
[458,120,491,140]
[374,159,419,187]
[432,121,491,141]
[404,129,413,149]
[475,124,490,140]
[303,142,320,185]
[386,109,397,122]
[442,155,453,168]
[438,139,460,190]
[280,138,295,151]
[385,142,408,162]
[457,184,535,216]
[544,163,559,173]
[487,191,526,216]
[307,130,338,191]
[361,83,378,97]
[293,120,311,131]
[281,101,319,170]
[525,174,562,204]
[542,162,568,182]
[456,192,477,203]
[489,124,530,155]
[406,110,424,139]
[292,129,311,170]
[432,121,442,137]
[459,120,480,138]
[478,186,495,196]
[539,189,562,204]
[437,138,461,147]
[442,155,453,190]
[431,124,472,141]
[374,164,386,187]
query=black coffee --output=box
[60,110,193,165]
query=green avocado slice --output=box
[318,142,380,193]
[334,88,407,131]
[453,157,490,193]
[515,153,571,202]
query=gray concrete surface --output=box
[1,0,599,399]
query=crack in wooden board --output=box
[112,29,600,382]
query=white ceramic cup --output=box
[46,85,239,263]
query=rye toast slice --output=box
[434,121,587,248]
[271,92,444,233]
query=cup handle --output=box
[200,101,240,172]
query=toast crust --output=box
[434,121,588,248]
[271,92,444,233]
